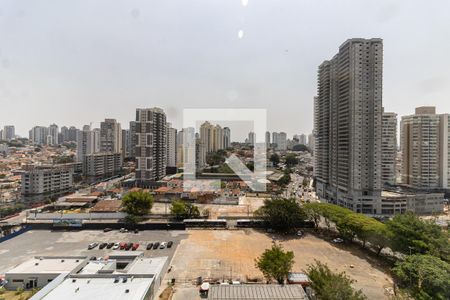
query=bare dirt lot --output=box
[168,229,394,300]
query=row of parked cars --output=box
[87,241,174,251]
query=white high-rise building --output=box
[76,126,95,162]
[299,134,307,145]
[381,110,397,186]
[401,106,450,189]
[29,126,48,145]
[314,38,383,214]
[134,108,167,184]
[166,123,177,168]
[100,119,122,154]
[248,132,255,145]
[2,125,15,141]
[48,124,59,146]
[92,128,101,153]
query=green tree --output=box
[285,154,299,167]
[307,260,366,300]
[270,153,280,165]
[392,254,450,300]
[122,190,153,216]
[303,203,322,229]
[255,243,294,284]
[170,200,200,220]
[387,212,450,260]
[255,198,306,233]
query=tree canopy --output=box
[392,254,450,300]
[122,190,153,216]
[269,153,280,165]
[255,243,294,284]
[170,200,200,220]
[303,203,390,254]
[387,212,450,261]
[255,198,306,233]
[307,260,366,300]
[285,153,299,167]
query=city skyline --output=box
[2,0,450,140]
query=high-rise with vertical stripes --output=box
[134,108,167,185]
[314,38,383,214]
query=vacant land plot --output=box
[152,196,265,219]
[169,229,394,300]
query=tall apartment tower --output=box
[381,110,397,185]
[2,125,15,141]
[401,107,450,189]
[314,38,383,214]
[129,121,137,158]
[265,131,271,148]
[76,126,95,162]
[223,127,231,149]
[134,108,167,185]
[48,124,59,146]
[100,119,122,154]
[166,123,177,168]
[248,132,255,145]
[29,126,48,145]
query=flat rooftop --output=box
[7,257,86,275]
[126,256,167,275]
[39,277,154,300]
[208,284,308,300]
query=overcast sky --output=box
[1,0,450,141]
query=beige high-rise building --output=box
[401,107,450,189]
[381,110,397,185]
[314,38,383,214]
[199,121,226,167]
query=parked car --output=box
[153,242,160,250]
[167,241,173,248]
[160,242,167,249]
[332,238,344,243]
[119,228,128,233]
[99,243,108,249]
[106,242,115,249]
[119,242,127,250]
[112,243,120,250]
[88,242,98,250]
[132,243,139,251]
[103,228,113,232]
[146,243,154,250]
[125,242,133,250]
[134,229,139,234]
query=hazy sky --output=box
[1,0,450,141]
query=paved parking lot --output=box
[0,229,188,274]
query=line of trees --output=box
[303,202,450,299]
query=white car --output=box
[160,242,167,249]
[332,238,344,243]
[112,243,120,250]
